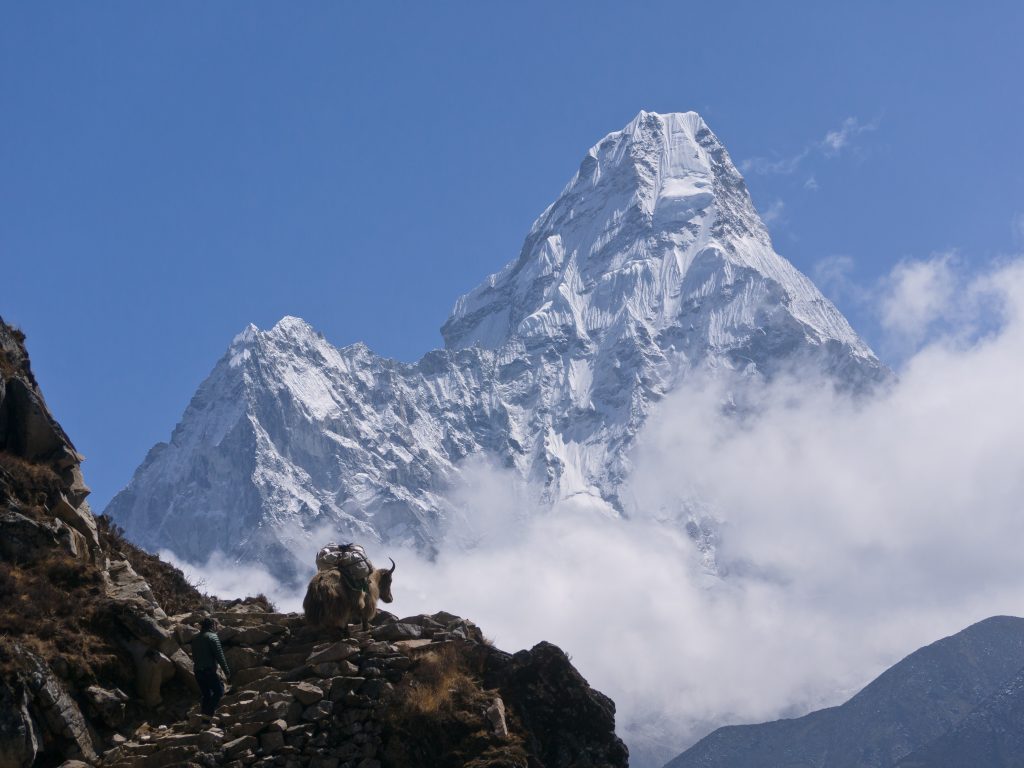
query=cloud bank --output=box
[171,257,1024,767]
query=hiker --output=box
[191,616,231,720]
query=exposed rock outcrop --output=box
[98,606,627,768]
[0,319,205,766]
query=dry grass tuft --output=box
[383,643,530,767]
[0,552,127,684]
[402,644,481,715]
[0,452,63,509]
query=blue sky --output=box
[2,2,1022,510]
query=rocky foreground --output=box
[0,317,628,768]
[93,601,627,768]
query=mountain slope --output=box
[665,616,1024,768]
[106,111,885,579]
[896,663,1024,767]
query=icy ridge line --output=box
[105,110,885,582]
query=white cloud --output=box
[813,254,857,302]
[878,253,957,347]
[171,257,1024,767]
[760,199,786,225]
[742,116,880,177]
[821,116,879,156]
[161,549,306,612]
[741,149,809,176]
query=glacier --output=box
[106,110,886,583]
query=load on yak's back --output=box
[303,542,396,634]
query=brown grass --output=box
[0,552,126,684]
[0,320,26,378]
[0,452,63,510]
[401,644,481,715]
[383,643,529,767]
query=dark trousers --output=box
[195,667,224,716]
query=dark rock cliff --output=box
[0,318,628,768]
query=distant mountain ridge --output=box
[666,616,1024,768]
[105,111,886,580]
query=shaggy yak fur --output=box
[303,558,395,632]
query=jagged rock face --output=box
[0,318,195,767]
[483,641,629,768]
[105,111,886,580]
[666,616,1024,768]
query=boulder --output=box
[52,519,89,562]
[115,602,178,657]
[225,645,265,672]
[486,697,510,739]
[173,622,199,646]
[20,648,98,763]
[102,560,166,618]
[83,685,129,727]
[260,729,285,753]
[371,622,422,642]
[306,641,359,666]
[290,682,324,706]
[223,734,258,758]
[229,623,286,645]
[127,642,176,708]
[49,495,98,552]
[232,666,277,686]
[169,647,199,693]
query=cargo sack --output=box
[315,542,373,582]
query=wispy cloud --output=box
[812,254,856,301]
[742,149,810,176]
[742,116,881,177]
[821,116,880,156]
[760,198,786,225]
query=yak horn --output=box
[388,557,396,574]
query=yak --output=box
[303,557,396,633]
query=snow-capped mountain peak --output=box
[442,110,870,363]
[106,111,885,581]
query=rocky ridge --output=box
[0,318,627,768]
[97,605,626,768]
